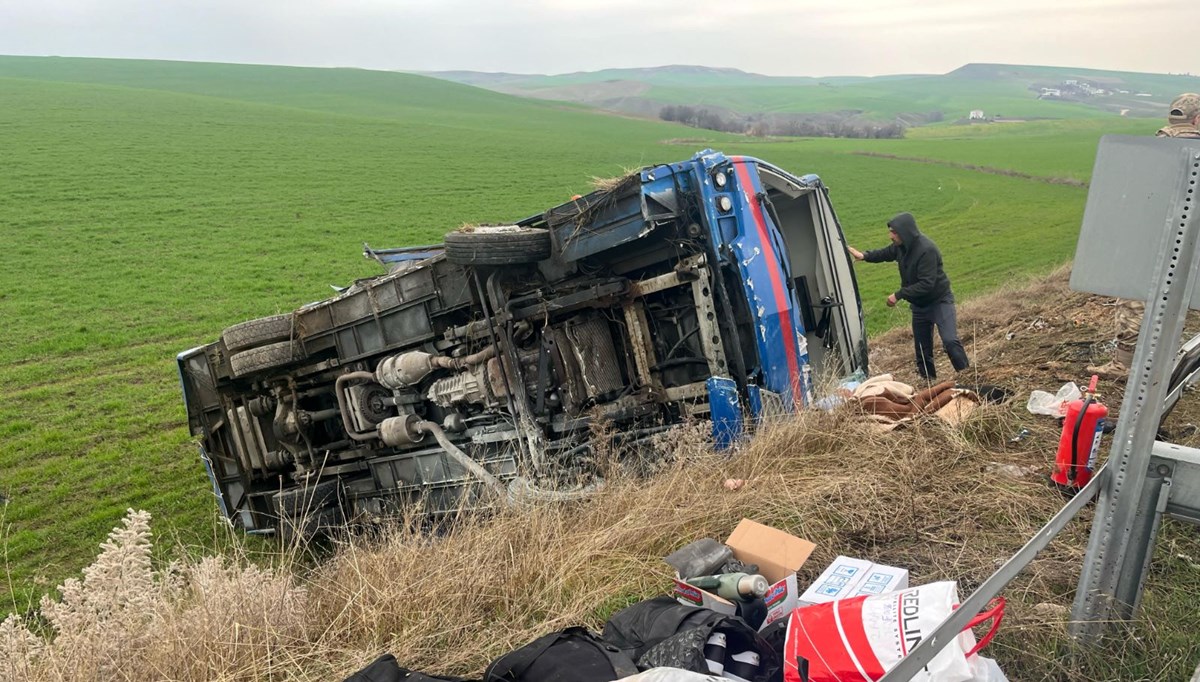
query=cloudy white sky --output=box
[1,0,1195,77]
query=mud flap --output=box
[708,377,743,449]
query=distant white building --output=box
[969,109,985,120]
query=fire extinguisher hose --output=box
[1068,395,1093,483]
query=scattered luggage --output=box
[341,528,1009,682]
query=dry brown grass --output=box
[5,266,1198,681]
[589,168,640,192]
[0,414,1103,681]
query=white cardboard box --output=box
[851,563,909,597]
[670,519,816,630]
[797,555,909,606]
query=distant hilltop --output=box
[422,62,1200,136]
[949,62,1196,81]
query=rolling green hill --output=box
[423,65,893,89]
[0,55,601,124]
[0,55,1141,610]
[428,62,1200,123]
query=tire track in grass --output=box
[850,151,1089,187]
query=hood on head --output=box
[886,212,921,244]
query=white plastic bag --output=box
[1026,382,1081,417]
[783,581,1005,682]
[616,668,722,682]
[968,656,1009,681]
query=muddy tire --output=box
[444,226,551,266]
[222,314,294,353]
[229,340,305,377]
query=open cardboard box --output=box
[670,518,816,630]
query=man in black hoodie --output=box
[847,212,970,380]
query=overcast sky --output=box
[1,0,1195,77]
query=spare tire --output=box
[229,340,305,377]
[222,314,294,353]
[444,225,551,266]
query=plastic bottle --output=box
[685,572,769,601]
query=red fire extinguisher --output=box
[1051,375,1107,489]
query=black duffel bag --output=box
[342,653,477,682]
[483,626,639,682]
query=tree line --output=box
[658,104,937,139]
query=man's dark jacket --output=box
[863,212,952,307]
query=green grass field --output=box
[0,56,1139,612]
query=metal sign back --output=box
[1070,135,1200,306]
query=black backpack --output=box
[602,596,729,660]
[483,626,640,682]
[602,596,780,682]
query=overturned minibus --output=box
[177,150,868,538]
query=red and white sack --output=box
[782,581,1005,682]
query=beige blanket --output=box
[849,373,981,430]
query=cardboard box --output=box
[797,556,909,606]
[670,519,816,630]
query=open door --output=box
[757,166,868,380]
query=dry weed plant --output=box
[3,510,310,682]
